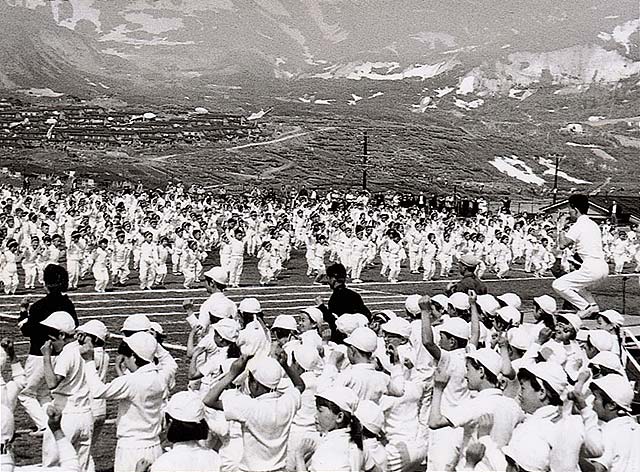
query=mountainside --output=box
[1,0,638,96]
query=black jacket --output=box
[19,293,78,356]
[318,285,371,343]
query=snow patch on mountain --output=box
[123,13,184,34]
[435,86,454,97]
[490,156,545,185]
[18,88,64,98]
[538,157,592,183]
[598,19,639,54]
[468,45,640,92]
[99,24,195,45]
[456,76,475,95]
[454,98,484,110]
[411,31,457,49]
[313,60,455,81]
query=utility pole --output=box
[362,130,368,191]
[552,153,561,204]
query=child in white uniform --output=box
[294,386,365,472]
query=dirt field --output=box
[1,250,639,471]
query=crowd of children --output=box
[1,183,639,295]
[1,260,638,472]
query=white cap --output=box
[302,307,323,325]
[355,400,384,436]
[589,351,625,375]
[149,322,164,336]
[537,340,568,365]
[77,320,108,342]
[467,347,502,377]
[404,295,421,316]
[448,292,470,311]
[599,309,624,327]
[41,311,75,334]
[497,293,522,310]
[344,327,379,353]
[476,294,500,316]
[1,404,13,443]
[496,306,521,325]
[439,317,470,340]
[588,330,614,353]
[381,317,411,339]
[502,432,551,472]
[336,313,369,335]
[213,318,240,342]
[521,361,568,397]
[121,314,151,333]
[239,298,261,314]
[556,313,582,332]
[248,357,283,390]
[272,314,298,332]
[293,342,322,371]
[533,295,557,315]
[431,294,450,311]
[123,331,158,362]
[591,374,634,412]
[166,390,205,422]
[576,329,590,342]
[372,310,397,322]
[203,266,229,285]
[316,386,359,414]
[507,327,533,351]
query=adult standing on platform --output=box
[17,264,78,435]
[552,194,609,318]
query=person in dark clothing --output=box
[446,254,488,296]
[16,264,78,434]
[316,263,371,343]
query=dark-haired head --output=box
[165,415,209,443]
[568,194,589,215]
[117,340,149,368]
[43,264,69,293]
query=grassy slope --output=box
[1,78,639,197]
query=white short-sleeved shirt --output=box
[437,349,470,415]
[221,387,301,472]
[380,372,423,443]
[566,215,605,261]
[86,361,167,443]
[445,388,524,447]
[197,292,237,330]
[592,416,640,472]
[308,429,363,472]
[334,363,389,403]
[52,341,91,413]
[150,442,221,472]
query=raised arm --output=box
[41,340,63,390]
[275,345,306,393]
[203,355,249,410]
[468,290,480,348]
[419,295,441,361]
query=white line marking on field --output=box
[0,272,637,302]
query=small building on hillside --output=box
[540,196,640,225]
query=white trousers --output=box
[17,355,49,431]
[42,410,94,472]
[228,256,243,286]
[114,441,162,472]
[552,259,609,310]
[427,425,464,471]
